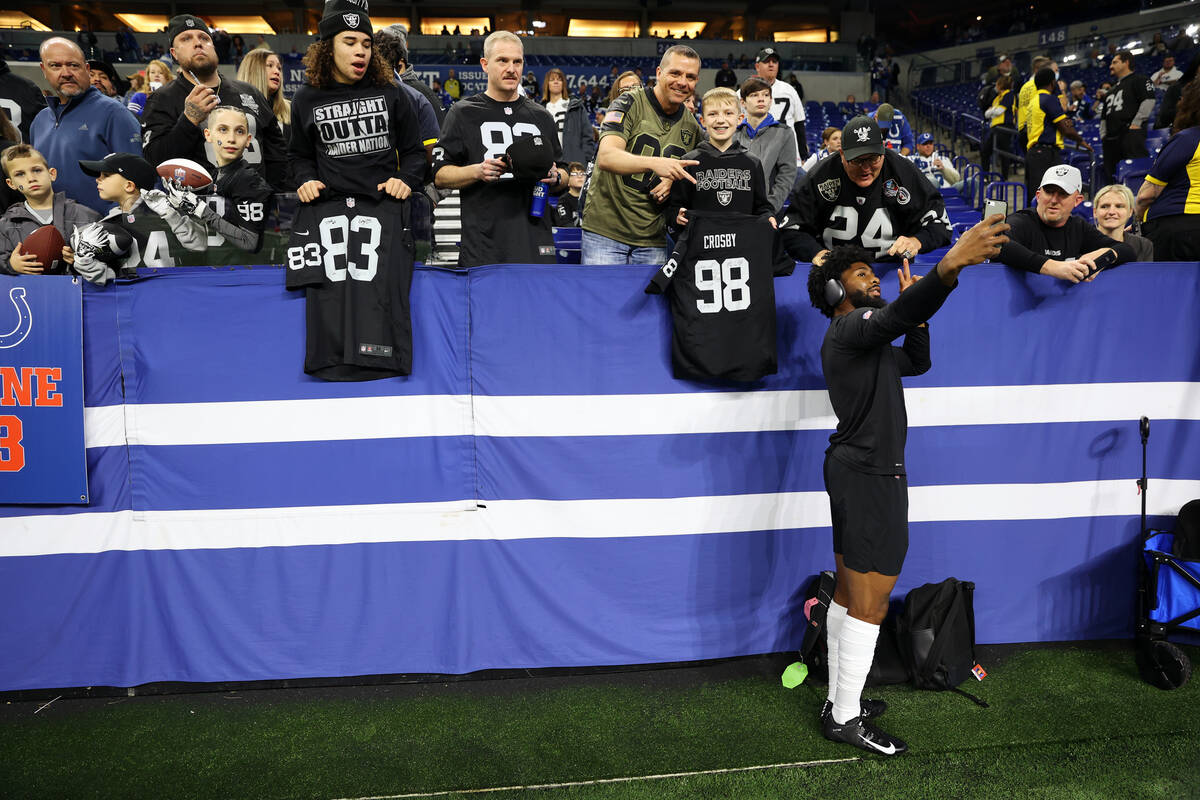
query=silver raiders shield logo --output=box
[818,178,841,202]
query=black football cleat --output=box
[820,697,888,724]
[822,714,908,757]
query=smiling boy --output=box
[666,87,774,239]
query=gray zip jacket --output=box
[734,115,798,215]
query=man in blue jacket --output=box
[30,37,142,214]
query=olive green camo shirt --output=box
[582,87,703,247]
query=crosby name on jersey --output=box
[647,211,794,382]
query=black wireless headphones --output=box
[824,277,846,308]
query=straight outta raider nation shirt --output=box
[289,81,426,200]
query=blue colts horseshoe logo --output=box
[0,287,33,349]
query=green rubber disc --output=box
[781,661,808,689]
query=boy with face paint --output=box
[160,105,274,255]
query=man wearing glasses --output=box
[781,116,950,266]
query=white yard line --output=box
[331,757,860,800]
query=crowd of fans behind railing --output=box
[1,17,1198,285]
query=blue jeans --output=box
[581,230,667,265]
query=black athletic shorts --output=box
[824,453,909,576]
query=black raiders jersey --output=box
[666,141,773,239]
[781,150,950,261]
[646,212,794,382]
[285,195,415,381]
[432,93,562,267]
[198,158,274,261]
[99,199,205,269]
[1101,72,1155,133]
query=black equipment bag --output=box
[796,572,909,687]
[1175,499,1200,561]
[901,578,988,706]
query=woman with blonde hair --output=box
[238,48,292,141]
[127,59,174,118]
[1093,183,1154,261]
[540,67,594,164]
[606,70,641,104]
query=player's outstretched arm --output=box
[936,213,1009,285]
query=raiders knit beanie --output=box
[167,14,209,47]
[318,0,373,41]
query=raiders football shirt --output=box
[665,141,773,240]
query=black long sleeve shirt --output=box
[822,270,954,475]
[289,80,426,201]
[996,209,1135,273]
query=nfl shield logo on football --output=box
[343,13,359,27]
[346,197,356,208]
[717,190,732,206]
[173,167,186,181]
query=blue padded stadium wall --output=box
[0,261,1197,691]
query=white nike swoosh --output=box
[861,735,897,755]
[294,230,309,235]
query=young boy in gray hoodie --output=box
[734,77,798,216]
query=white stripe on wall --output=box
[3,479,1196,558]
[81,382,1199,448]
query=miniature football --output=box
[156,157,213,189]
[21,224,66,273]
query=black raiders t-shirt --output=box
[289,80,426,201]
[285,195,415,381]
[432,93,563,267]
[1101,72,1154,135]
[781,150,950,261]
[665,140,774,240]
[646,211,794,382]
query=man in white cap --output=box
[754,47,807,160]
[996,164,1135,283]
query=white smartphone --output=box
[984,198,1009,219]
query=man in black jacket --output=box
[997,164,1135,282]
[781,115,950,265]
[0,55,47,143]
[141,14,290,191]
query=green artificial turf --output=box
[1,644,1197,800]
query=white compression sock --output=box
[832,614,881,725]
[825,601,848,706]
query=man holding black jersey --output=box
[805,215,1009,756]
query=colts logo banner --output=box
[0,287,33,350]
[343,13,360,28]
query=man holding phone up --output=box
[804,215,1010,756]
